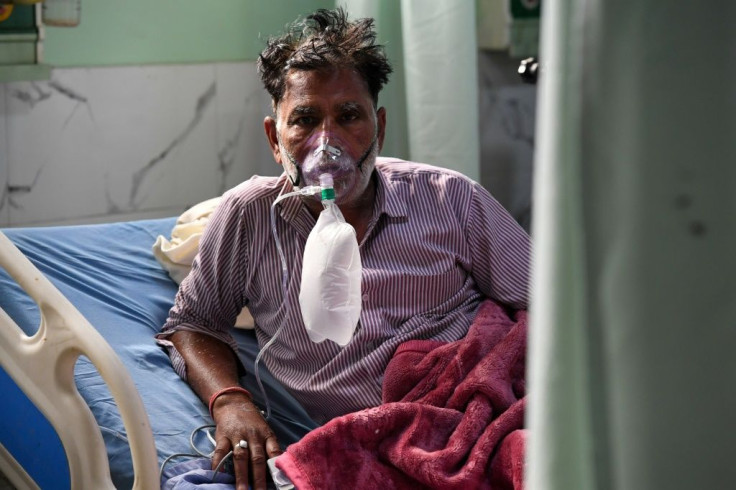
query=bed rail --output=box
[0,231,159,489]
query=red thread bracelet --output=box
[208,386,252,419]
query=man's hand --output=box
[211,391,283,490]
[167,331,283,490]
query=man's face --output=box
[265,68,386,206]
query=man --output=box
[157,8,530,490]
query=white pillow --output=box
[153,197,255,329]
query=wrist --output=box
[208,386,252,419]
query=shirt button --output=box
[362,294,369,301]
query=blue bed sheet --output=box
[0,218,316,489]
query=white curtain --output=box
[341,0,480,181]
[528,0,736,489]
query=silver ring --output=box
[237,439,248,450]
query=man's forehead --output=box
[278,68,371,104]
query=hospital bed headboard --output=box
[0,231,159,489]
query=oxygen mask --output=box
[298,132,357,190]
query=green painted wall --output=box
[43,0,333,67]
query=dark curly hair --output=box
[257,8,393,108]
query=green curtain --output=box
[528,0,736,489]
[341,0,480,180]
[525,0,595,486]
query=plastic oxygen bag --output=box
[299,201,362,346]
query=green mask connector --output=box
[321,187,335,201]
[319,173,335,202]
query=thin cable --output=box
[159,452,204,484]
[254,323,284,421]
[211,449,235,483]
[161,184,322,486]
[268,410,316,433]
[163,400,314,483]
[255,184,320,421]
[205,428,217,448]
[159,425,236,484]
[189,424,217,458]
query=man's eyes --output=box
[340,111,360,122]
[288,111,361,127]
[290,116,316,127]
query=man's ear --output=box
[376,107,387,153]
[264,116,282,164]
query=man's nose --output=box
[315,126,338,146]
[318,118,334,134]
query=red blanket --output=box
[276,299,527,489]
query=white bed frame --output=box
[0,231,159,489]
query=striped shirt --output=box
[157,158,530,423]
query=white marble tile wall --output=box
[1,56,537,229]
[0,62,277,227]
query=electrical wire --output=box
[159,452,205,484]
[268,409,316,433]
[190,424,216,457]
[161,183,322,486]
[211,449,235,483]
[255,184,320,421]
[159,424,238,484]
[159,424,217,481]
[160,415,313,484]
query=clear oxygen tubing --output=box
[253,179,324,422]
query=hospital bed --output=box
[0,217,309,489]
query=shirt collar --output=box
[373,162,408,220]
[276,176,310,224]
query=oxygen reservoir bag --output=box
[299,200,361,346]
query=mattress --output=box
[0,218,315,488]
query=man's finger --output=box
[249,441,269,490]
[265,434,283,459]
[211,441,232,472]
[232,439,250,490]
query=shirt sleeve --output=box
[465,182,531,310]
[155,191,249,378]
